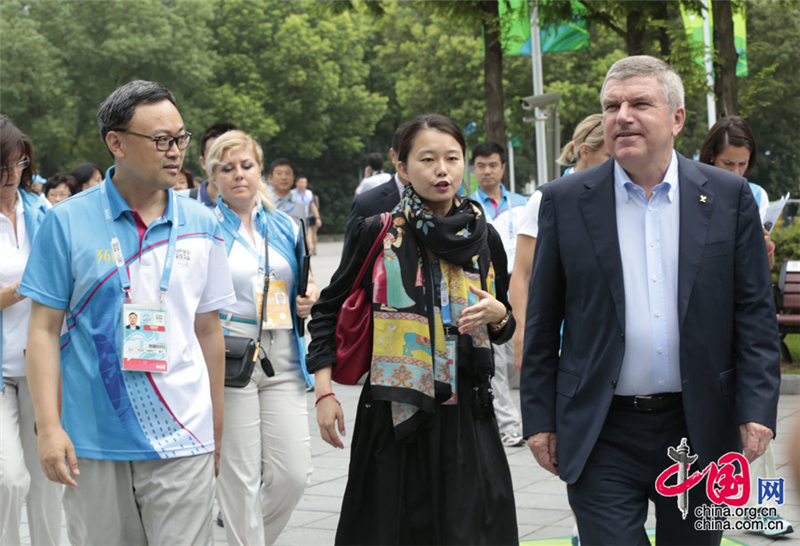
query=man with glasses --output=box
[21,80,235,545]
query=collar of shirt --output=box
[268,186,294,208]
[0,190,26,241]
[393,174,404,198]
[614,149,679,204]
[103,166,177,228]
[472,185,508,219]
[198,179,215,207]
[14,188,25,218]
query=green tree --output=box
[418,1,508,145]
[0,0,75,175]
[1,0,218,175]
[740,0,800,197]
[207,0,387,161]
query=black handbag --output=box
[224,220,274,387]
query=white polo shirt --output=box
[1,191,32,378]
[20,169,235,461]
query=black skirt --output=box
[335,373,518,545]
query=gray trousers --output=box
[64,453,214,546]
[491,341,521,434]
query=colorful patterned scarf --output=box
[369,186,497,438]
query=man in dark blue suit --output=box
[344,123,408,245]
[521,56,780,545]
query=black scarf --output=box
[368,185,496,438]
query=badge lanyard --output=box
[434,260,458,405]
[430,260,452,327]
[505,199,515,239]
[215,206,267,273]
[100,181,178,302]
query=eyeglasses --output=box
[114,129,192,151]
[1,157,30,174]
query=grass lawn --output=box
[782,334,800,373]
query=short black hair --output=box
[367,152,384,172]
[96,80,176,151]
[397,114,466,164]
[69,162,103,187]
[471,141,505,164]
[268,158,294,175]
[200,122,238,159]
[43,173,76,198]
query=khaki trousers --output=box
[63,453,214,546]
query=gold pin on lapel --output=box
[700,195,707,203]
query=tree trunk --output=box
[657,1,671,58]
[481,0,506,147]
[712,0,738,116]
[625,10,646,55]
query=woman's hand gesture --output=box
[458,285,508,334]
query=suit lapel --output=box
[578,164,626,333]
[677,154,712,329]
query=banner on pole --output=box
[681,5,748,77]
[500,0,589,56]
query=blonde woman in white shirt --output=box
[511,114,609,374]
[208,131,319,545]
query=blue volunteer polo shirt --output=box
[20,167,235,461]
[471,185,529,274]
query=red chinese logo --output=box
[656,443,750,509]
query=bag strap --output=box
[256,220,270,350]
[350,212,392,295]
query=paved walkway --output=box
[17,241,800,545]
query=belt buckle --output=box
[633,395,654,411]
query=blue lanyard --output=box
[100,181,178,302]
[215,206,267,272]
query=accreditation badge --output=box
[121,303,169,373]
[262,279,293,330]
[442,333,458,405]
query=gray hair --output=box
[600,56,684,113]
[96,80,176,146]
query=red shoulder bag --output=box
[333,213,392,384]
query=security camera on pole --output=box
[521,91,561,186]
